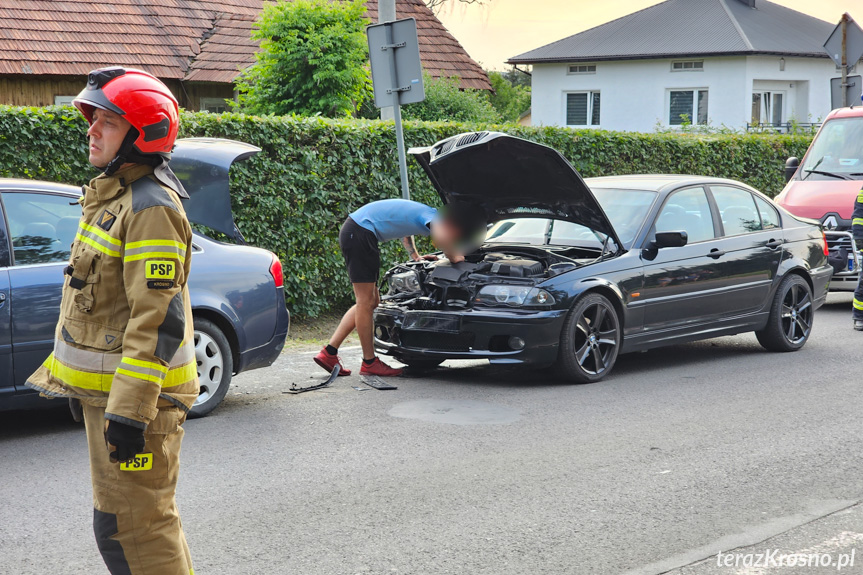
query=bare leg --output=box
[352,282,380,360]
[328,305,357,349]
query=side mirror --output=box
[654,230,688,248]
[784,157,800,183]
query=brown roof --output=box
[0,0,491,90]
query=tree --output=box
[426,0,489,12]
[497,66,531,89]
[235,0,372,117]
[401,72,501,123]
[487,70,531,122]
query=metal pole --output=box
[842,14,849,107]
[392,94,410,200]
[385,23,410,200]
[379,0,396,23]
[379,0,396,121]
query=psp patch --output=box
[120,453,153,471]
[97,209,117,231]
[145,260,176,280]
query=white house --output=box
[508,0,843,132]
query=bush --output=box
[400,73,501,123]
[234,0,372,117]
[0,105,813,316]
[488,71,531,122]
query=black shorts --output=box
[339,217,380,284]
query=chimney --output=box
[737,0,756,7]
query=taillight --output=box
[269,255,284,288]
[822,232,829,257]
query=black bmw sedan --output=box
[373,132,833,383]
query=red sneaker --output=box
[314,348,351,376]
[360,357,403,377]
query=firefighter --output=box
[853,185,863,331]
[26,67,198,575]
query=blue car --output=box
[0,138,289,417]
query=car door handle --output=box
[0,292,5,308]
[708,249,725,259]
[764,239,784,249]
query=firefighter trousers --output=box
[855,273,863,321]
[83,402,194,575]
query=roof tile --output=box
[0,0,491,90]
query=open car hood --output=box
[171,138,261,241]
[409,132,622,248]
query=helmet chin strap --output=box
[103,128,140,176]
[99,126,184,197]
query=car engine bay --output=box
[381,246,602,311]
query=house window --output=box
[566,92,600,126]
[200,97,229,113]
[567,64,597,75]
[671,60,704,72]
[752,91,784,126]
[669,89,708,125]
[54,96,76,106]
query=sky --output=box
[436,0,858,71]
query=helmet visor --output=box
[73,76,126,122]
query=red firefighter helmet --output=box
[73,67,179,156]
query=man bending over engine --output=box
[315,199,486,377]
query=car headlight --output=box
[476,285,556,307]
[388,271,421,294]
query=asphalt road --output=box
[2,294,863,575]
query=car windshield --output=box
[800,117,863,181]
[485,188,657,249]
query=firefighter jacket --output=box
[26,164,199,429]
[853,185,863,243]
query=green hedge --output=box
[0,105,813,316]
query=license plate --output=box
[120,453,153,471]
[402,312,461,333]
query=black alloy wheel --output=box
[556,293,621,383]
[756,274,813,352]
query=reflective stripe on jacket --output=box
[26,164,199,428]
[853,186,863,241]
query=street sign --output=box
[367,18,425,108]
[831,75,862,109]
[824,14,863,69]
[367,18,426,200]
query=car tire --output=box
[555,292,621,383]
[189,317,233,418]
[755,274,814,352]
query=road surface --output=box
[1,294,861,575]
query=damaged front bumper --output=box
[825,231,861,292]
[373,306,567,366]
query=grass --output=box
[285,307,359,352]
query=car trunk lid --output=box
[171,138,261,242]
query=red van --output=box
[775,106,863,291]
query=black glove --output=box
[105,420,146,463]
[855,238,863,252]
[68,398,83,423]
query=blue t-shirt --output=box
[350,199,437,242]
